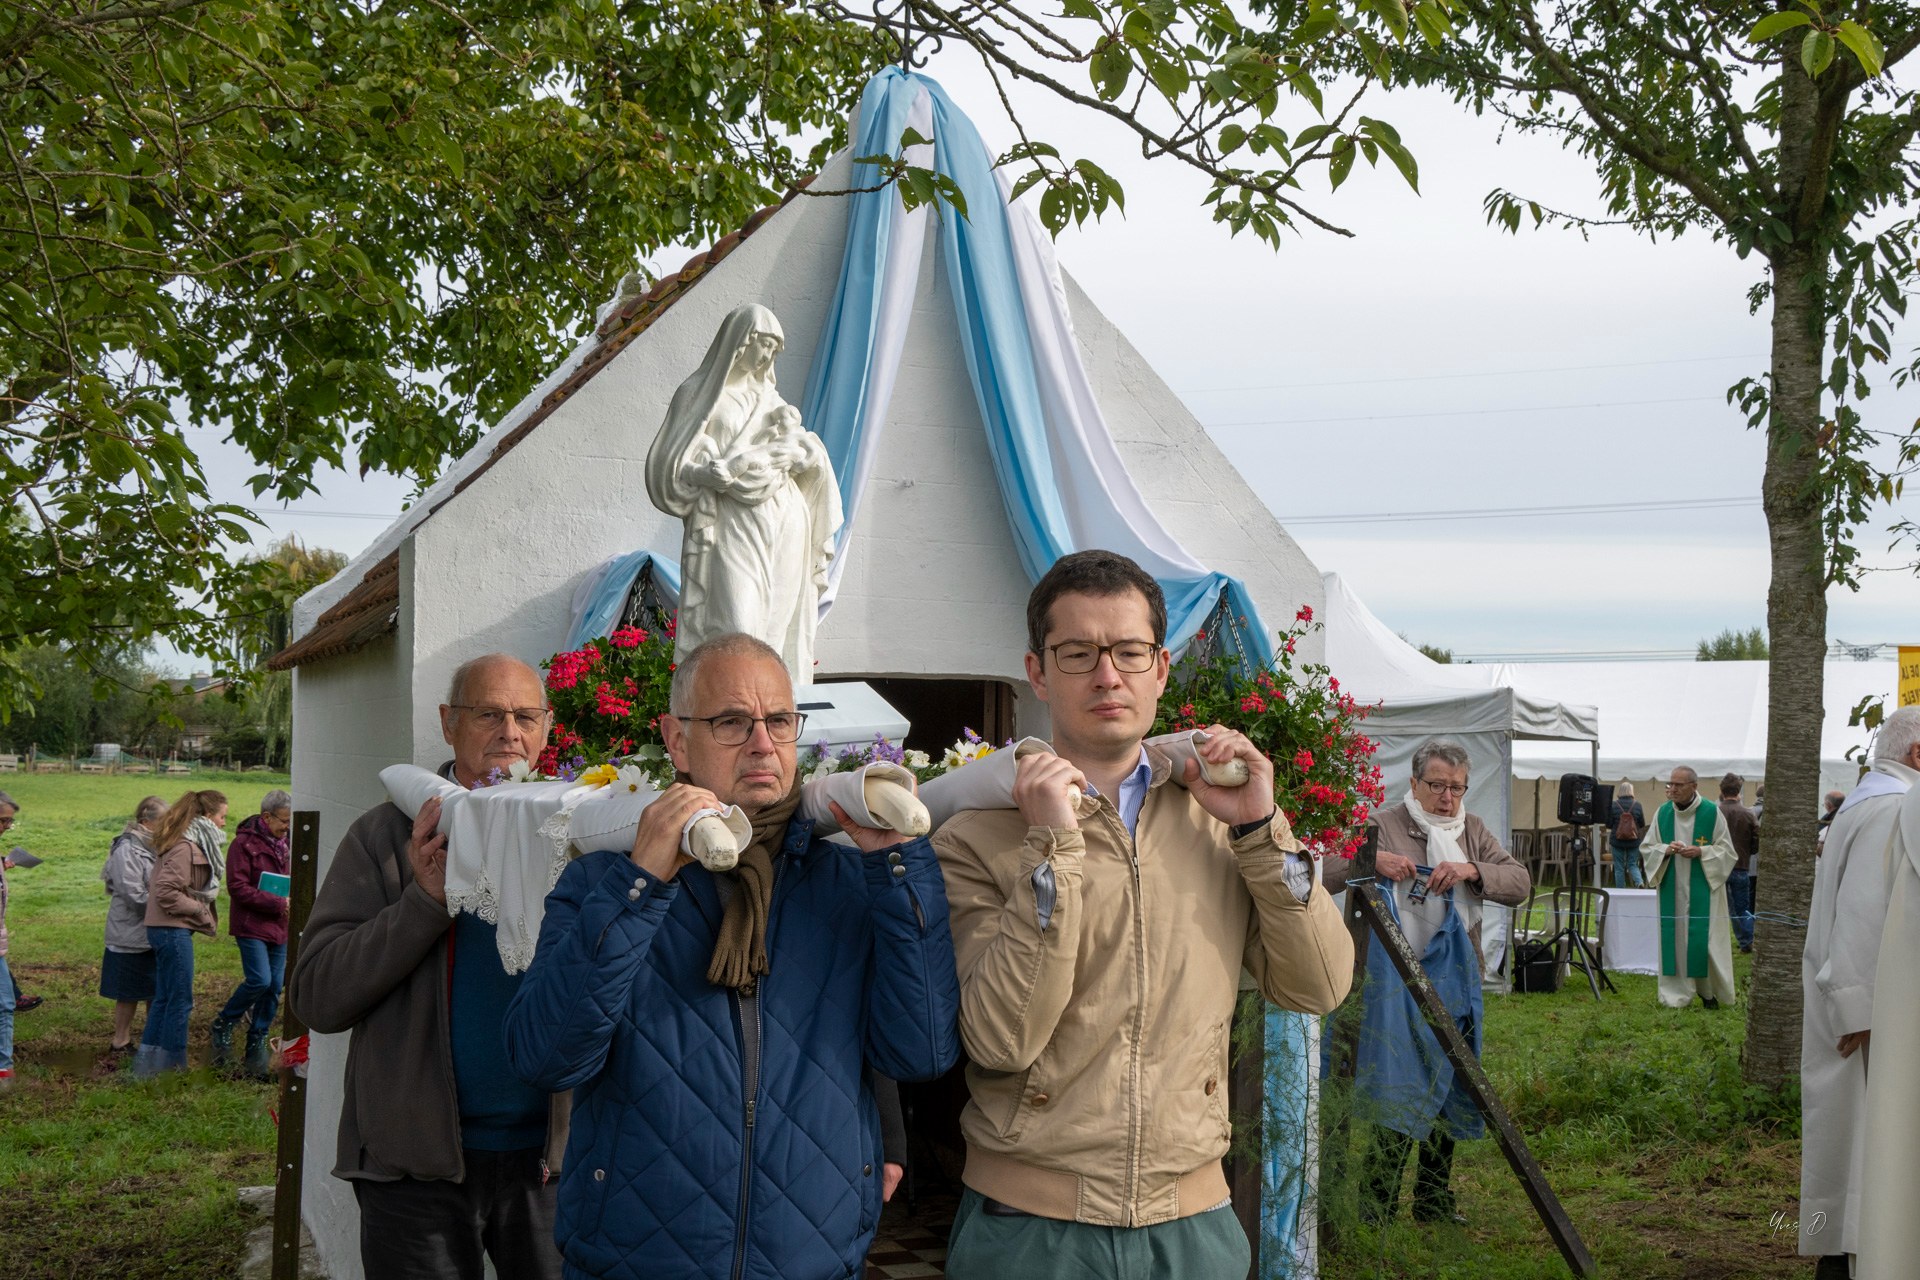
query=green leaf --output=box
[1834,20,1885,76]
[1092,39,1133,99]
[1040,184,1069,233]
[1748,10,1813,42]
[1802,28,1835,77]
[1075,158,1125,212]
[1329,137,1355,191]
[1294,11,1340,43]
[1219,124,1247,155]
[1148,56,1191,101]
[1382,138,1419,192]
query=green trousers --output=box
[945,1187,1252,1280]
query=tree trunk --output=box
[1743,232,1829,1088]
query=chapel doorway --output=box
[817,676,1019,1276]
[822,676,1019,755]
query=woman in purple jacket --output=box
[212,789,292,1078]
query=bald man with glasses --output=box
[289,653,572,1280]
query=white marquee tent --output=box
[1320,572,1601,843]
[1499,658,1897,798]
[1323,569,1898,819]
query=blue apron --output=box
[1322,884,1485,1141]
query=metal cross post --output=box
[1329,827,1600,1278]
[270,811,320,1280]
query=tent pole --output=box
[1591,741,1602,889]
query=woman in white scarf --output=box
[1319,738,1533,1226]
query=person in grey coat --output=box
[287,653,568,1280]
[100,795,167,1056]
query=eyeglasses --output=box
[682,712,809,746]
[451,705,553,733]
[1664,781,1695,790]
[1046,640,1161,675]
[0,815,13,829]
[1417,778,1469,797]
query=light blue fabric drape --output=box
[564,552,681,649]
[798,67,1274,667]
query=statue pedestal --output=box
[794,681,909,750]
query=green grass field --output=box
[1,772,288,1280]
[0,773,1804,1279]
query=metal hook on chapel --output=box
[809,0,944,69]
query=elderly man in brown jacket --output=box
[287,653,569,1280]
[933,551,1353,1280]
[1320,737,1531,1226]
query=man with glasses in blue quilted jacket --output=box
[504,632,960,1280]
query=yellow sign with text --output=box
[1903,647,1920,708]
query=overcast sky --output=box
[171,46,1918,674]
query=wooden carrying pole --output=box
[1339,844,1600,1278]
[271,811,321,1280]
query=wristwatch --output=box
[1229,813,1275,841]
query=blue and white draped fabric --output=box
[1321,886,1486,1143]
[565,551,681,650]
[798,66,1273,666]
[575,69,1307,1269]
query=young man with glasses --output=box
[1638,765,1737,1009]
[289,653,570,1280]
[504,632,959,1280]
[933,550,1352,1280]
[1319,738,1531,1226]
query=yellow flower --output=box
[578,763,621,789]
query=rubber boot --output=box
[209,1015,238,1067]
[242,1027,272,1081]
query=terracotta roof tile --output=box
[267,552,401,671]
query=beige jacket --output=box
[145,839,217,935]
[932,746,1354,1227]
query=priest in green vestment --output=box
[1640,766,1738,1008]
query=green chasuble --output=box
[1656,800,1718,979]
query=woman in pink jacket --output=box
[211,790,291,1078]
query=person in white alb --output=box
[1800,706,1920,1278]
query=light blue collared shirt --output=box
[1110,748,1155,838]
[1031,746,1312,932]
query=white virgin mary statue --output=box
[645,304,843,678]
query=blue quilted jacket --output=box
[504,818,960,1280]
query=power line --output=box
[1179,352,1769,395]
[1279,495,1759,526]
[1209,394,1726,430]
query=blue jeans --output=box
[0,953,15,1072]
[137,925,195,1075]
[1610,842,1645,888]
[217,938,286,1035]
[1728,869,1754,950]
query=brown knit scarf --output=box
[701,775,804,991]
